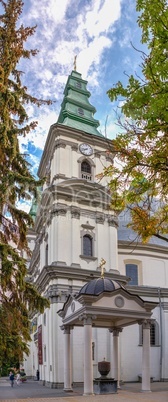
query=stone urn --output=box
[98,359,110,378]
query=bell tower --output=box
[28,69,121,387]
[33,69,118,273]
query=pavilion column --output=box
[141,320,151,392]
[83,316,93,395]
[63,326,73,392]
[109,328,122,388]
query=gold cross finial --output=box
[74,55,77,71]
[100,258,106,278]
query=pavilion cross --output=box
[100,258,106,278]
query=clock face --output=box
[79,143,93,156]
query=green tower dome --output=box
[57,70,103,137]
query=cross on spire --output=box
[74,55,77,71]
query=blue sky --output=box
[18,0,145,182]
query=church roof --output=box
[57,70,103,137]
[118,210,168,247]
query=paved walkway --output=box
[0,378,168,402]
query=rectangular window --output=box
[44,345,46,362]
[45,244,48,266]
[126,264,138,285]
[150,323,156,345]
[83,235,92,256]
[43,313,46,326]
[92,342,95,361]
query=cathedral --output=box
[25,69,168,393]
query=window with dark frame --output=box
[44,313,46,326]
[45,244,48,266]
[76,82,82,89]
[150,323,156,345]
[83,234,92,256]
[81,161,92,181]
[44,345,46,362]
[126,264,138,285]
[81,161,91,173]
[139,322,158,346]
[78,107,84,116]
[92,342,95,360]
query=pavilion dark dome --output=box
[79,277,122,296]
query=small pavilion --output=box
[58,271,157,395]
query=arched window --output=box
[81,161,92,181]
[139,321,159,346]
[126,264,138,285]
[83,234,92,256]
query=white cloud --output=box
[80,0,121,38]
[22,0,122,89]
[19,108,57,153]
[77,35,112,81]
[28,0,69,23]
[17,0,142,177]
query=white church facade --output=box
[25,70,168,390]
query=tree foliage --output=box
[0,0,50,366]
[104,0,168,243]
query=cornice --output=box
[35,265,128,293]
[32,181,117,233]
[126,285,168,299]
[118,240,168,257]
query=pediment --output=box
[58,287,157,329]
[91,288,149,313]
[57,294,83,320]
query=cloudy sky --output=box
[17,0,145,177]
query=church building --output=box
[25,69,168,392]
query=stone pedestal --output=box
[93,378,117,394]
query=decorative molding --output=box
[109,327,123,336]
[51,203,68,216]
[71,206,80,219]
[80,255,97,262]
[70,263,81,268]
[108,216,118,227]
[126,285,168,298]
[79,314,97,325]
[81,223,95,230]
[118,240,168,257]
[142,319,152,329]
[51,261,67,266]
[54,139,66,149]
[95,213,105,224]
[52,173,66,183]
[34,265,128,292]
[46,286,70,303]
[115,296,125,308]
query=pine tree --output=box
[104,0,168,243]
[0,0,50,365]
